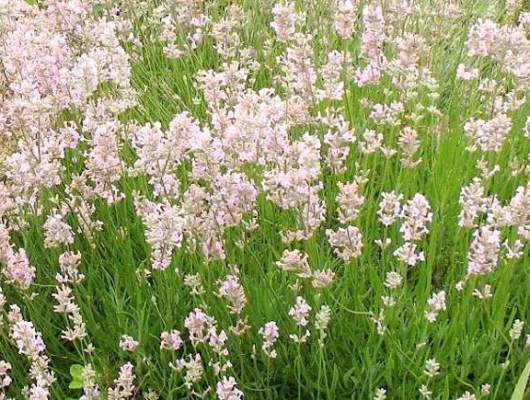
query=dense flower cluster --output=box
[0,0,528,398]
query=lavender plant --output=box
[0,0,530,399]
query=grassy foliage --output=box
[1,0,530,399]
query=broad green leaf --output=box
[68,378,84,390]
[70,364,84,379]
[69,364,84,390]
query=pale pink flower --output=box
[467,226,501,277]
[326,226,363,261]
[464,115,512,153]
[335,0,357,39]
[276,249,312,278]
[160,330,183,351]
[172,354,204,389]
[399,194,432,241]
[119,335,139,352]
[336,181,364,224]
[43,214,74,248]
[80,364,100,400]
[394,242,425,266]
[423,358,440,377]
[270,2,300,42]
[57,251,84,284]
[0,360,12,389]
[457,64,479,80]
[311,269,335,288]
[510,319,525,340]
[384,271,403,289]
[289,296,312,327]
[218,273,247,315]
[185,308,214,345]
[258,321,280,358]
[108,362,135,400]
[378,192,403,226]
[216,376,244,400]
[425,291,447,322]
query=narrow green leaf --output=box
[511,359,530,400]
